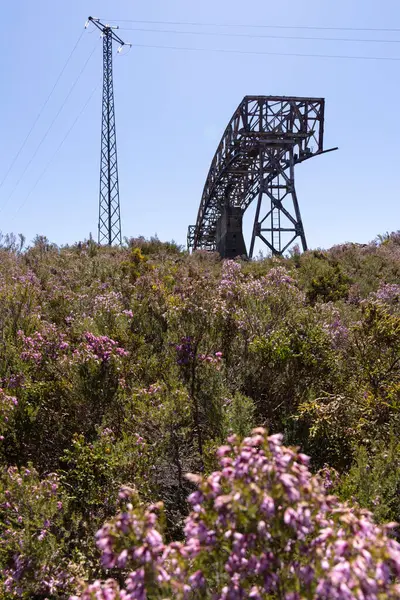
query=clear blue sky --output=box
[0,0,399,251]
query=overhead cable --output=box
[119,26,400,45]
[0,41,98,213]
[129,42,400,61]
[9,84,100,223]
[0,29,86,193]
[101,18,400,34]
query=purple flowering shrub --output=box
[0,465,83,599]
[0,265,42,340]
[2,235,400,597]
[292,291,400,470]
[73,332,129,366]
[373,283,400,306]
[18,322,70,366]
[18,326,128,370]
[0,389,18,441]
[72,429,400,600]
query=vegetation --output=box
[2,232,400,598]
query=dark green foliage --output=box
[339,435,400,524]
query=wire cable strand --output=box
[0,29,86,193]
[119,26,400,45]
[129,42,400,61]
[0,41,99,213]
[8,84,100,224]
[101,18,400,34]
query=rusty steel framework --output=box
[188,96,337,258]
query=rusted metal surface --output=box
[188,96,336,257]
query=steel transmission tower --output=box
[87,17,130,245]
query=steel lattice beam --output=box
[188,96,337,258]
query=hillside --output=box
[2,232,400,597]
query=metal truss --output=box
[88,17,128,246]
[188,96,337,257]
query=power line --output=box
[0,29,85,193]
[119,26,400,45]
[101,18,400,34]
[130,42,400,61]
[8,84,100,224]
[0,41,99,214]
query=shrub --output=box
[73,430,400,600]
[0,466,82,598]
[339,434,400,524]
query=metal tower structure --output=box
[188,96,337,258]
[87,17,130,246]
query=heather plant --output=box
[293,393,362,471]
[73,429,400,600]
[222,392,256,438]
[18,322,70,368]
[339,434,400,524]
[58,428,156,577]
[350,300,400,416]
[0,389,18,441]
[243,304,347,435]
[123,235,183,258]
[0,266,41,348]
[1,234,400,597]
[4,326,130,470]
[307,262,351,304]
[0,465,83,599]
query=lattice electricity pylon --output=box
[87,17,130,246]
[188,96,337,258]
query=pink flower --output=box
[74,429,400,600]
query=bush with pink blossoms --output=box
[0,465,83,599]
[73,332,129,366]
[18,322,70,366]
[2,235,400,597]
[0,388,18,440]
[371,282,400,310]
[73,429,400,600]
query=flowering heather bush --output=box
[73,332,129,365]
[0,465,81,598]
[0,389,18,439]
[93,291,125,315]
[319,304,349,350]
[0,234,400,596]
[18,323,70,365]
[372,282,400,306]
[174,336,195,366]
[73,430,400,600]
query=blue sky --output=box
[0,0,399,252]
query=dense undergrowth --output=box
[1,232,400,598]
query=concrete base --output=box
[216,206,247,259]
